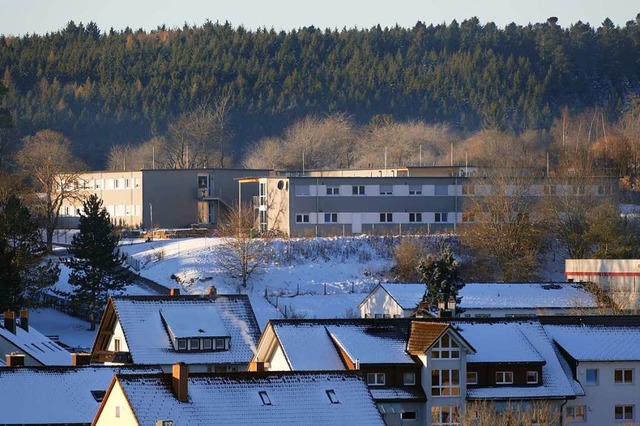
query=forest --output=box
[0,14,639,168]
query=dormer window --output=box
[177,339,187,350]
[202,338,212,350]
[189,338,200,350]
[431,334,460,359]
[160,308,231,352]
[215,338,226,350]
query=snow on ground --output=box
[29,308,95,351]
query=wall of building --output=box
[359,287,406,318]
[0,338,40,366]
[107,321,129,352]
[94,381,139,426]
[565,259,640,308]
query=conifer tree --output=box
[67,194,130,330]
[417,245,461,305]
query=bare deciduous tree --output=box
[16,130,87,252]
[107,136,167,171]
[459,400,560,426]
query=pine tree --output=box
[417,245,461,306]
[67,194,130,330]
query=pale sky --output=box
[0,0,638,36]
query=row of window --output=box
[175,337,229,352]
[295,212,451,224]
[464,370,538,385]
[566,404,635,422]
[366,372,416,386]
[62,204,141,217]
[586,368,634,385]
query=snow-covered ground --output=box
[29,308,95,351]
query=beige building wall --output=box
[59,171,143,228]
[94,380,139,426]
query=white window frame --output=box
[326,186,339,195]
[403,372,416,385]
[379,185,393,195]
[409,185,422,195]
[431,406,460,426]
[352,185,365,195]
[435,212,448,223]
[586,368,599,385]
[431,369,460,396]
[177,339,187,350]
[380,212,393,223]
[409,212,422,223]
[324,213,338,223]
[496,371,514,385]
[296,213,310,223]
[526,370,539,384]
[614,369,633,384]
[566,405,586,422]
[367,372,386,386]
[615,405,634,421]
[467,371,478,385]
[431,334,460,359]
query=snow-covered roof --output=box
[160,305,230,339]
[364,283,426,310]
[271,321,413,369]
[368,387,426,401]
[458,321,577,400]
[114,371,385,426]
[0,319,71,366]
[545,324,640,362]
[108,295,260,365]
[458,283,598,310]
[0,366,161,425]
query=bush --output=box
[393,239,426,282]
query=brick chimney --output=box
[5,352,25,367]
[19,308,29,331]
[72,352,92,366]
[170,288,181,296]
[172,362,189,402]
[3,311,16,334]
[206,286,217,298]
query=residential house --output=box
[1,309,71,366]
[544,316,640,425]
[92,364,385,426]
[358,283,427,318]
[90,289,261,373]
[0,363,162,425]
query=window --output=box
[352,185,365,195]
[114,338,121,352]
[435,212,448,223]
[467,371,478,385]
[431,334,460,359]
[409,212,422,223]
[401,411,417,420]
[125,178,131,188]
[462,184,475,195]
[403,372,416,385]
[615,369,633,384]
[115,406,120,418]
[114,179,120,189]
[259,390,272,406]
[566,405,586,422]
[215,338,226,350]
[409,185,422,195]
[295,185,310,196]
[324,213,338,223]
[379,185,393,195]
[202,338,212,350]
[434,185,448,196]
[586,368,598,385]
[526,371,539,384]
[91,390,106,402]
[326,186,339,195]
[431,406,460,426]
[366,372,386,386]
[326,389,339,404]
[198,176,208,188]
[431,369,460,396]
[189,338,200,350]
[296,214,310,223]
[380,213,393,223]
[496,371,513,385]
[543,185,556,195]
[177,339,187,350]
[615,405,634,421]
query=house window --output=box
[324,213,338,223]
[409,185,422,195]
[366,372,386,386]
[401,411,417,420]
[431,406,460,426]
[198,176,208,188]
[467,371,478,385]
[215,338,226,350]
[434,185,448,196]
[202,338,212,350]
[380,213,393,223]
[326,389,339,404]
[295,185,310,196]
[566,405,586,422]
[409,213,422,223]
[435,212,448,223]
[352,185,365,195]
[190,338,200,350]
[403,372,416,385]
[431,369,460,396]
[114,338,121,352]
[462,184,474,195]
[586,368,598,385]
[114,179,120,189]
[90,390,106,403]
[115,406,120,418]
[615,405,634,421]
[431,334,460,359]
[326,186,339,195]
[379,185,393,195]
[615,369,633,384]
[526,371,539,384]
[177,339,187,350]
[259,390,272,406]
[296,214,310,223]
[496,371,513,385]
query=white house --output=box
[93,364,386,426]
[545,319,640,425]
[358,283,427,318]
[90,289,261,372]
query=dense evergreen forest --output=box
[1,15,639,168]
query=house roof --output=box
[458,321,577,400]
[368,386,426,402]
[458,283,598,310]
[358,283,426,310]
[271,320,414,369]
[407,322,449,354]
[93,295,260,365]
[1,319,71,366]
[112,371,385,426]
[0,366,161,425]
[544,324,640,362]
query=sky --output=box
[0,0,638,36]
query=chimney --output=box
[5,352,25,367]
[3,311,16,334]
[19,308,29,331]
[72,352,92,366]
[206,286,217,298]
[169,288,181,296]
[256,361,265,372]
[172,362,189,402]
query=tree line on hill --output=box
[0,15,639,169]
